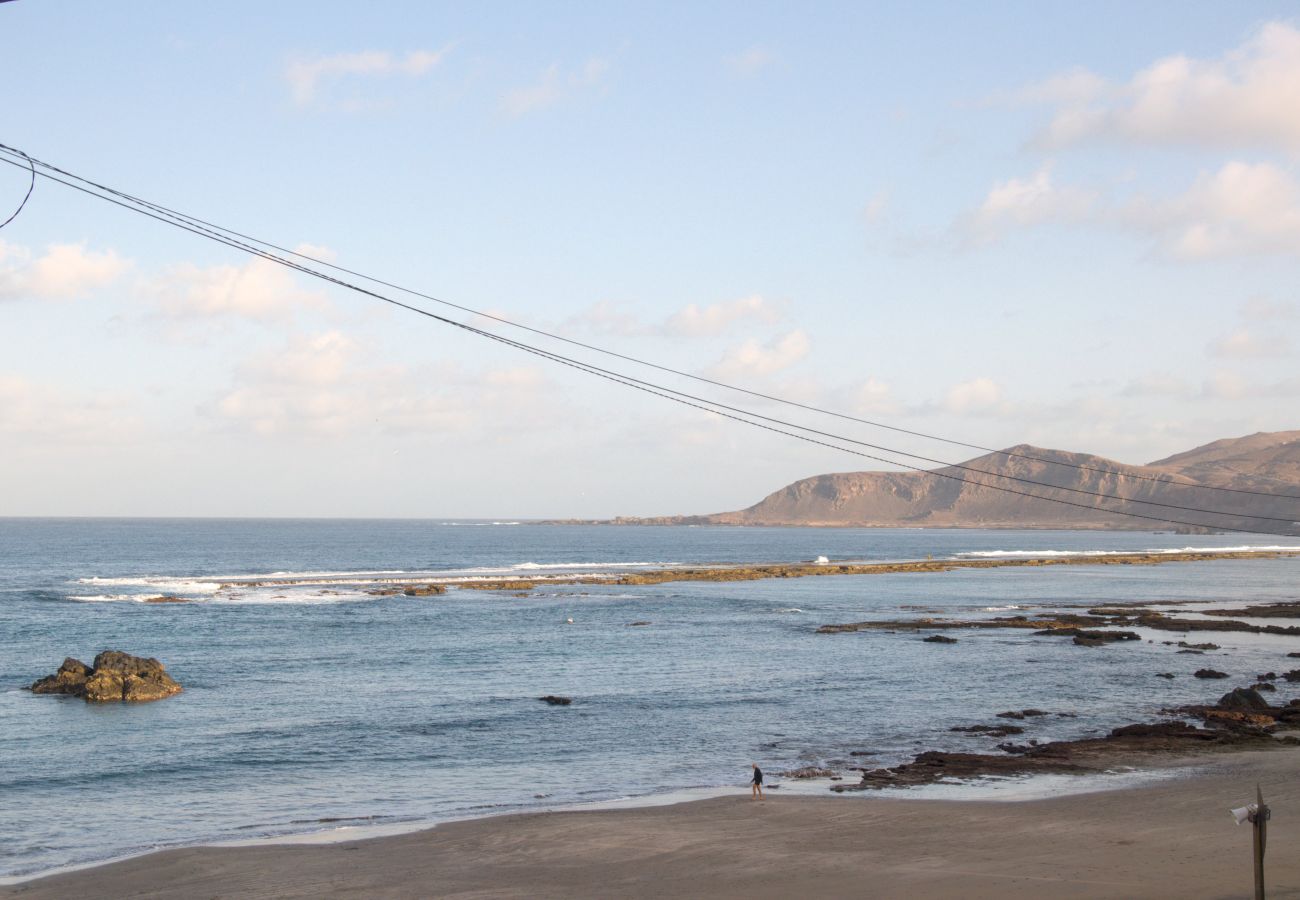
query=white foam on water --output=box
[67,594,158,604]
[957,544,1300,560]
[75,576,222,594]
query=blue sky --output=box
[2,2,1299,517]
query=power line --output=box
[0,146,33,231]
[1,143,1294,503]
[2,146,1298,535]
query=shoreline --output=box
[0,763,1199,888]
[5,745,1297,899]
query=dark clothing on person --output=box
[751,767,763,785]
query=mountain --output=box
[632,431,1300,532]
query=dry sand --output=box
[5,747,1297,899]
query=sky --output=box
[2,1,1300,518]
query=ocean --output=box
[2,518,1298,879]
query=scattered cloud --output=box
[960,165,1096,242]
[1240,296,1297,320]
[286,48,450,107]
[212,330,554,437]
[959,160,1300,259]
[0,374,140,442]
[1024,22,1300,154]
[944,376,1003,414]
[501,58,610,116]
[561,299,650,337]
[1119,372,1194,398]
[847,377,896,415]
[662,295,779,337]
[145,252,330,323]
[1208,328,1291,359]
[725,45,776,77]
[1136,161,1300,259]
[0,240,130,301]
[863,192,890,226]
[564,295,781,338]
[709,329,810,378]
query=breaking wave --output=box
[956,545,1300,560]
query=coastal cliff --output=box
[603,430,1300,531]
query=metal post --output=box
[1252,784,1270,900]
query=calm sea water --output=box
[2,519,1299,878]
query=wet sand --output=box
[6,747,1297,899]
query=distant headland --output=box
[545,430,1300,532]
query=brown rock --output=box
[1217,688,1270,711]
[28,651,181,703]
[402,584,447,597]
[1204,710,1276,728]
[30,658,91,695]
[1194,669,1229,679]
[539,695,572,706]
[922,635,958,644]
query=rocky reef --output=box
[29,651,182,703]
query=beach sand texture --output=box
[5,748,1297,899]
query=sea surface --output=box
[2,519,1299,879]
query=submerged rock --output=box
[401,584,447,597]
[29,651,181,703]
[996,709,1048,719]
[781,766,835,778]
[951,723,1025,737]
[539,695,572,706]
[922,635,958,644]
[1194,669,1230,679]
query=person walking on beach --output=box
[750,763,764,799]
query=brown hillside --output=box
[697,433,1300,532]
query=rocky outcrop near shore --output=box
[29,651,182,703]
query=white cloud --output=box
[146,255,329,322]
[849,377,896,414]
[709,329,809,378]
[944,377,1002,414]
[960,160,1300,259]
[1141,161,1300,259]
[564,295,781,338]
[501,58,609,116]
[1241,296,1297,320]
[726,46,776,77]
[1027,22,1300,154]
[1208,328,1291,359]
[561,299,647,337]
[286,48,450,106]
[662,295,779,337]
[863,192,889,225]
[962,165,1096,241]
[0,240,130,300]
[1120,373,1194,398]
[0,374,139,442]
[212,330,554,437]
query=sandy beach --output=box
[5,746,1297,899]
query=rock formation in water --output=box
[29,650,183,703]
